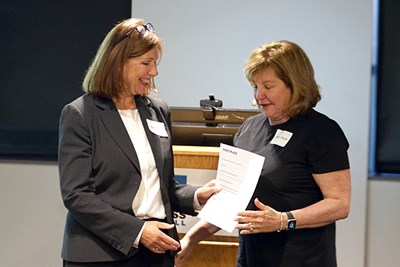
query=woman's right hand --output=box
[140,221,180,254]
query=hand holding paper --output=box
[198,144,265,232]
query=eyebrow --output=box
[261,80,275,85]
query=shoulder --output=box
[147,96,171,116]
[304,109,345,135]
[64,94,115,114]
[62,94,96,112]
[147,96,169,109]
[235,113,266,138]
[60,94,107,125]
[301,109,349,147]
[241,113,266,128]
[61,94,87,116]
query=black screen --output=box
[375,0,400,174]
[0,0,131,160]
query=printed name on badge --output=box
[270,129,293,147]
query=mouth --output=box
[259,102,270,107]
[139,78,150,86]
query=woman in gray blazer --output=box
[58,18,219,267]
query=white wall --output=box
[0,161,64,267]
[367,179,400,267]
[1,1,399,267]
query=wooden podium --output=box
[173,146,239,267]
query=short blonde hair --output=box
[83,18,162,98]
[244,40,321,117]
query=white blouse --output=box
[118,109,166,219]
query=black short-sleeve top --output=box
[233,109,350,267]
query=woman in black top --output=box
[175,40,351,267]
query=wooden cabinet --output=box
[173,146,238,267]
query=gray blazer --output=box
[58,94,198,262]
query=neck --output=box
[113,96,136,110]
[268,115,290,126]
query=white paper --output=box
[198,143,265,232]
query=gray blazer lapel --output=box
[94,96,141,173]
[136,96,165,176]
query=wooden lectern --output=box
[173,145,239,267]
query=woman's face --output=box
[121,46,159,96]
[252,67,292,125]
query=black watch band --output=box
[285,211,296,231]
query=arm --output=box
[175,220,221,267]
[292,168,351,228]
[236,169,351,234]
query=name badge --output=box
[270,129,293,147]
[146,119,168,137]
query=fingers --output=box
[236,222,257,235]
[236,199,270,218]
[234,200,280,234]
[204,180,222,194]
[236,210,260,220]
[141,221,181,253]
[196,180,222,205]
[157,222,176,230]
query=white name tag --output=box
[146,119,168,137]
[270,129,293,147]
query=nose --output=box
[255,88,265,101]
[149,64,158,77]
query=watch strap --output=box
[286,211,295,220]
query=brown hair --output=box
[82,18,162,98]
[244,40,321,117]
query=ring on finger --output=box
[249,223,255,232]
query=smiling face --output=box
[121,46,159,97]
[253,67,292,125]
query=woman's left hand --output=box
[235,198,281,234]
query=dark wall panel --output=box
[0,0,131,160]
[375,0,400,174]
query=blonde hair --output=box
[83,18,162,98]
[244,40,321,117]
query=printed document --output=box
[198,143,265,232]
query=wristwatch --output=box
[285,211,296,231]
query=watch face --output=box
[288,219,296,230]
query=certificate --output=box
[197,143,265,232]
